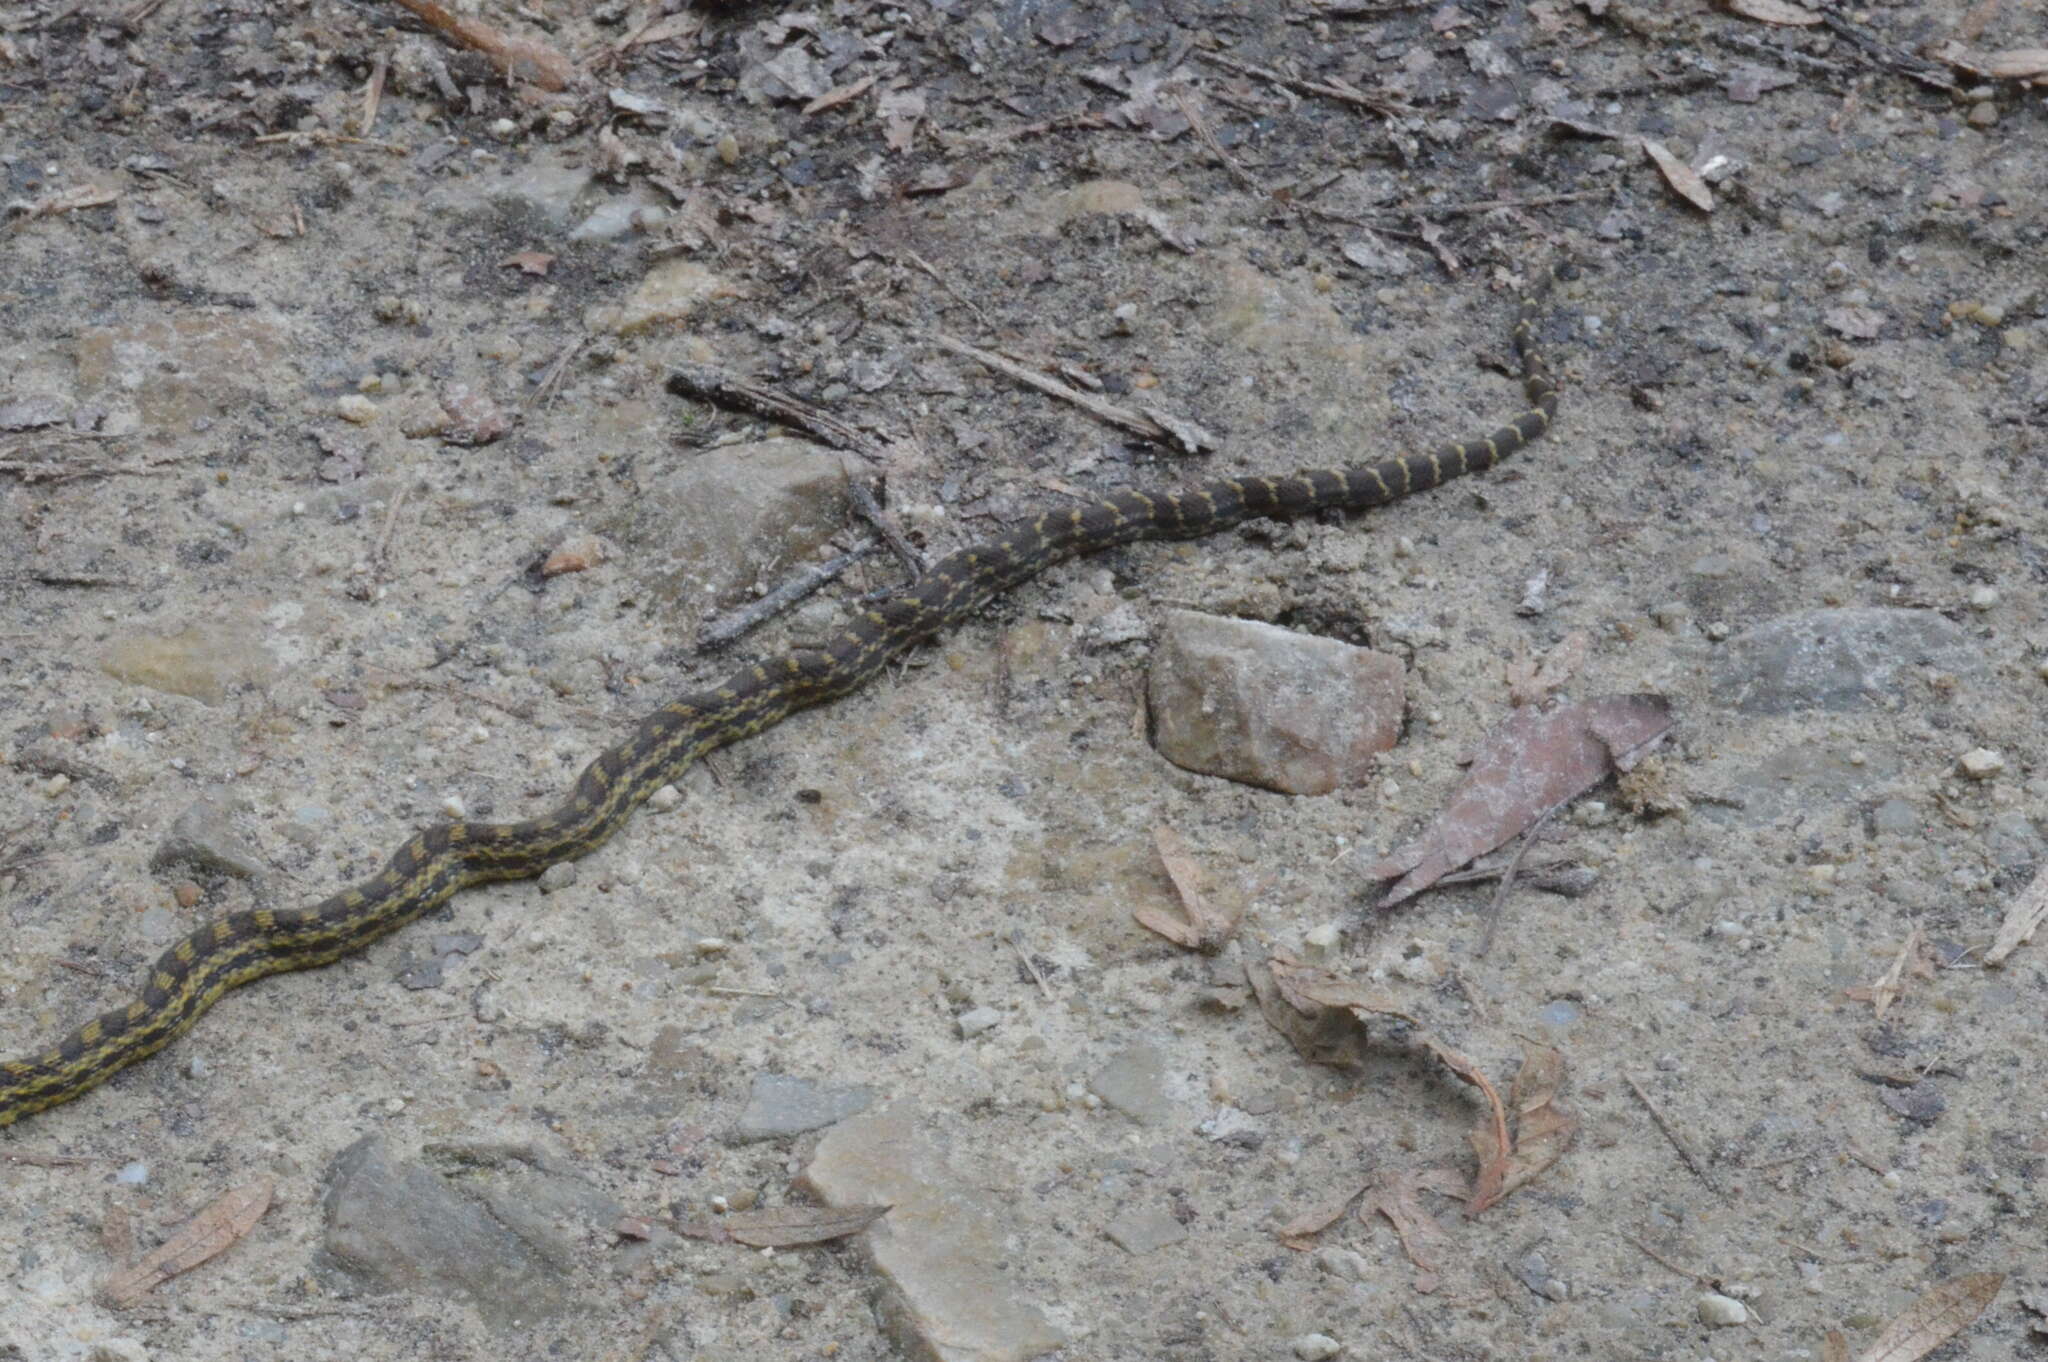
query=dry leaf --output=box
[1985,862,2047,966]
[1640,138,1714,212]
[1275,1182,1371,1250]
[1725,0,1820,25]
[101,1180,273,1307]
[673,1203,890,1248]
[1851,1272,2003,1362]
[1823,1330,1850,1362]
[1133,825,1241,951]
[621,11,704,51]
[1358,1167,1466,1274]
[1372,695,1673,907]
[1467,1041,1578,1212]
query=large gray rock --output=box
[1148,609,1404,795]
[1711,607,1979,714]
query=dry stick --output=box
[925,332,1195,451]
[1404,190,1608,218]
[665,365,887,460]
[1626,1074,1722,1195]
[1174,90,1269,199]
[843,472,926,576]
[1624,1233,1718,1286]
[370,478,418,578]
[694,542,880,650]
[525,334,588,413]
[1477,805,1558,958]
[1196,49,1411,118]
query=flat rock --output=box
[733,1073,876,1142]
[150,798,264,879]
[1148,609,1404,795]
[601,437,851,628]
[74,312,291,433]
[101,621,280,706]
[1711,607,1978,714]
[319,1137,592,1328]
[801,1107,1067,1362]
[1088,1042,1177,1126]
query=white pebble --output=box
[1290,1333,1342,1361]
[115,1161,149,1186]
[955,1005,1003,1039]
[1967,584,1998,611]
[439,794,467,819]
[1957,748,2004,780]
[335,393,378,424]
[1696,1292,1748,1327]
[649,783,682,811]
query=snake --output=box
[0,272,1561,1129]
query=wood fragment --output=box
[665,364,891,460]
[694,543,879,650]
[1640,138,1714,212]
[1984,862,2046,966]
[926,332,1212,453]
[671,1203,889,1248]
[1844,927,1929,1017]
[387,0,575,92]
[101,1180,274,1307]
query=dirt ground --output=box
[2,1,2044,1359]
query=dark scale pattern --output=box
[0,275,1562,1128]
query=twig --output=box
[925,332,1210,453]
[1624,1233,1717,1286]
[1173,91,1268,199]
[525,333,588,413]
[1477,806,1556,958]
[1405,190,1608,218]
[0,459,175,485]
[1010,931,1055,1002]
[1626,1074,1722,1194]
[1815,8,1956,91]
[842,473,926,577]
[250,131,411,155]
[694,542,879,650]
[665,365,890,461]
[370,478,418,577]
[1197,50,1411,119]
[2,1150,99,1167]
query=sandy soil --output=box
[2,2,2044,1360]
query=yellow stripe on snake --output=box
[1,275,1562,1129]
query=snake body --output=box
[0,279,1559,1129]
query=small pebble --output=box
[955,1005,1003,1039]
[1966,584,1998,611]
[1696,1292,1748,1327]
[335,393,378,424]
[116,1161,149,1186]
[649,783,683,812]
[1957,748,2004,780]
[1290,1333,1343,1361]
[537,862,579,894]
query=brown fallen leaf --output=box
[1372,695,1673,907]
[1850,1272,2003,1362]
[1259,960,1524,1216]
[672,1203,890,1248]
[1133,825,1241,952]
[1466,1040,1578,1213]
[1641,138,1714,213]
[1275,1181,1372,1250]
[802,73,878,116]
[1359,1166,1467,1279]
[101,1179,273,1307]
